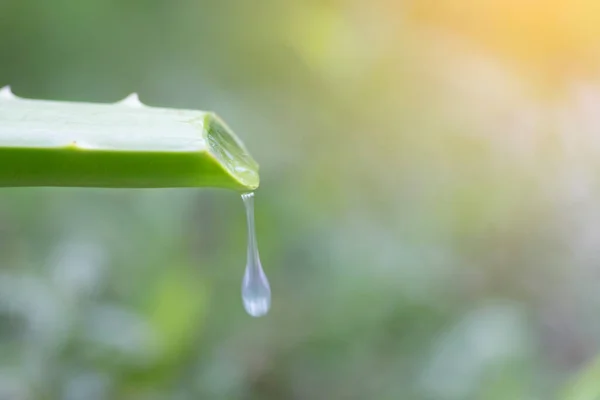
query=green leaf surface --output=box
[0,89,259,190]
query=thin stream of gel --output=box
[241,192,271,317]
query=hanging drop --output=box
[240,192,271,317]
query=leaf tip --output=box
[116,92,144,107]
[0,85,14,100]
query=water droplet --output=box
[241,192,271,317]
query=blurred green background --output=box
[3,1,600,399]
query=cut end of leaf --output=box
[205,114,260,191]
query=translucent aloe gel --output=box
[240,192,271,317]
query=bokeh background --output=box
[2,1,600,399]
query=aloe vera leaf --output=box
[0,88,259,190]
